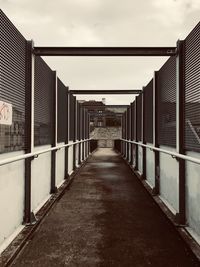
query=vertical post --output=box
[142,88,146,179]
[130,103,133,165]
[175,40,186,225]
[82,107,85,161]
[152,71,160,195]
[73,96,77,170]
[121,115,123,155]
[131,102,135,165]
[128,107,131,163]
[134,97,138,171]
[24,40,36,224]
[50,71,57,193]
[78,103,82,165]
[88,113,90,156]
[84,109,87,159]
[126,109,128,160]
[121,115,124,156]
[125,110,127,159]
[65,87,69,179]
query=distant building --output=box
[80,99,106,128]
[79,98,128,130]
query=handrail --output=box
[121,139,200,165]
[0,139,91,167]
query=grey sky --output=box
[1,0,200,104]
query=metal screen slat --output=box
[136,95,142,141]
[185,22,200,151]
[34,56,54,146]
[69,94,75,140]
[157,56,176,147]
[144,79,153,143]
[57,78,68,143]
[0,10,26,153]
[131,102,135,140]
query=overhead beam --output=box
[80,105,129,108]
[70,90,141,95]
[33,47,177,57]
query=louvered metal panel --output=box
[34,56,54,146]
[77,102,80,140]
[136,94,142,141]
[131,102,135,140]
[57,78,68,143]
[69,94,76,141]
[125,110,127,139]
[0,10,26,153]
[122,114,125,139]
[127,107,130,139]
[185,22,200,151]
[157,56,176,147]
[144,79,153,143]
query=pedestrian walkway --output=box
[12,148,199,267]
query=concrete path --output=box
[12,148,199,267]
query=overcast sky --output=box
[1,0,200,104]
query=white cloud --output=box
[1,0,200,104]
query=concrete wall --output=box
[146,144,155,188]
[159,145,179,214]
[56,143,65,187]
[0,151,25,250]
[90,127,121,140]
[31,145,51,212]
[186,151,200,242]
[98,139,114,148]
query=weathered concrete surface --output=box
[12,148,199,267]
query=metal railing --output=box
[0,139,91,167]
[121,139,200,165]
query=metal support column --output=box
[84,110,88,159]
[24,40,36,224]
[73,96,77,170]
[152,71,160,195]
[134,97,138,171]
[78,103,82,165]
[121,115,124,156]
[175,40,186,225]
[82,108,85,161]
[130,102,134,165]
[126,111,128,159]
[88,113,90,156]
[50,71,58,193]
[65,87,69,179]
[142,89,146,179]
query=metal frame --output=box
[175,40,186,225]
[70,90,141,95]
[130,102,134,165]
[33,47,176,56]
[50,71,58,194]
[24,40,36,225]
[134,97,138,170]
[153,71,160,195]
[73,96,77,170]
[65,86,69,179]
[142,88,146,180]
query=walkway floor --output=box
[12,148,199,267]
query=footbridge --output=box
[0,10,200,266]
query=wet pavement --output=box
[12,148,199,267]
